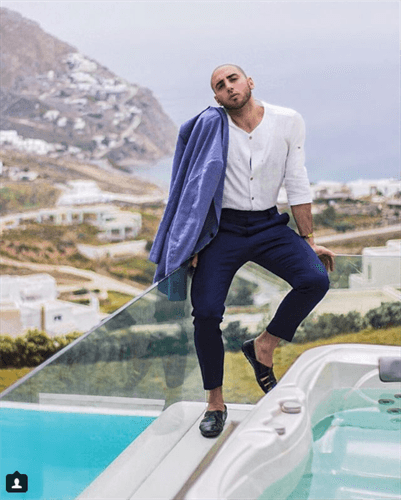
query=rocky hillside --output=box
[0,8,177,167]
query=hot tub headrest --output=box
[379,357,401,382]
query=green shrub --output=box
[69,252,91,264]
[2,302,399,368]
[314,206,337,228]
[0,336,17,368]
[295,302,400,343]
[147,330,190,357]
[295,311,369,343]
[333,222,355,232]
[226,277,256,306]
[223,321,252,352]
[366,302,401,329]
[0,330,82,368]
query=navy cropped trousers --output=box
[190,207,330,390]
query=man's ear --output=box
[214,95,222,105]
[248,77,255,90]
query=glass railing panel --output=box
[0,268,204,408]
[238,254,400,318]
[222,254,400,403]
[1,253,398,500]
[1,254,399,408]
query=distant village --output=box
[1,151,400,339]
[2,155,400,224]
[1,51,176,164]
[0,157,154,338]
[279,177,401,223]
[0,53,139,160]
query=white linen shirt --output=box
[222,100,313,210]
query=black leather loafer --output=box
[199,405,228,438]
[242,339,277,394]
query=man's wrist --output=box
[301,233,315,246]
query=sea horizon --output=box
[129,155,401,190]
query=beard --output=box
[223,85,252,110]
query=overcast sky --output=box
[1,1,400,182]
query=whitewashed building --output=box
[345,179,401,199]
[0,274,100,337]
[310,181,351,201]
[8,167,39,182]
[349,240,401,290]
[0,204,142,242]
[0,130,64,156]
[77,239,147,259]
[57,180,114,205]
[279,178,400,206]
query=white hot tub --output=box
[79,343,401,500]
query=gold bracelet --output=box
[301,233,314,239]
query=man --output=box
[150,64,335,438]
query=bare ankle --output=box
[254,330,280,367]
[256,329,280,346]
[207,386,225,412]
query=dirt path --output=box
[0,257,147,297]
[315,224,401,244]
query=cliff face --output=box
[0,8,177,166]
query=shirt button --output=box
[251,197,254,200]
[250,177,253,181]
[249,136,252,140]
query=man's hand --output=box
[191,253,199,268]
[290,203,335,272]
[309,244,335,272]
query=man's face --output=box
[211,66,254,110]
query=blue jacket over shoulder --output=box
[149,106,229,298]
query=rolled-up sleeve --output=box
[284,112,313,206]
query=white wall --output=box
[349,240,401,289]
[0,274,101,337]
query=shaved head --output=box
[210,64,247,91]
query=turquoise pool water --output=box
[287,389,401,500]
[0,407,156,500]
